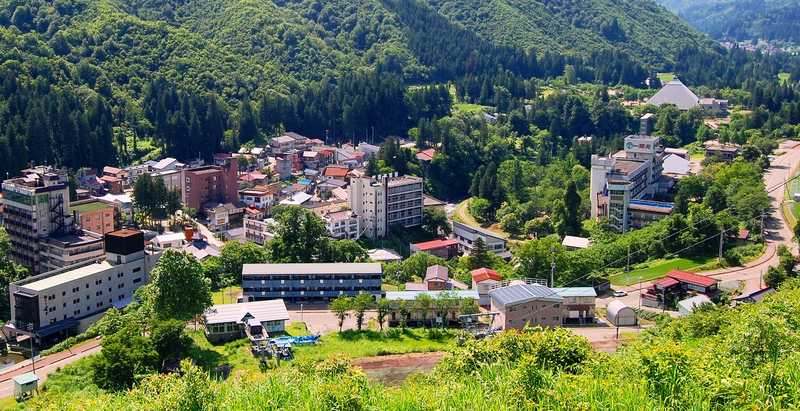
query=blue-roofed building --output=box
[384,290,479,327]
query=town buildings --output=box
[241,263,382,302]
[321,210,360,239]
[348,174,424,239]
[641,270,719,309]
[71,199,116,235]
[489,283,565,329]
[452,221,509,257]
[203,299,289,343]
[182,155,239,211]
[39,231,105,272]
[410,238,460,259]
[590,116,673,232]
[5,229,160,345]
[471,268,502,306]
[384,290,479,327]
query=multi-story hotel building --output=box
[348,174,423,239]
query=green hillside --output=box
[658,0,800,43]
[426,0,714,67]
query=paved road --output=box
[0,339,102,399]
[599,140,800,310]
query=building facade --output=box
[39,231,105,272]
[242,263,382,303]
[71,199,116,235]
[348,174,424,239]
[6,229,160,345]
[452,221,508,256]
[590,117,672,232]
[2,167,72,273]
[183,155,239,211]
[489,284,565,329]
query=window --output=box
[133,267,141,273]
[133,278,142,284]
[118,283,124,289]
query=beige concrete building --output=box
[489,284,565,329]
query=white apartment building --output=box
[6,229,161,345]
[590,117,672,232]
[452,221,509,257]
[348,174,423,239]
[245,218,277,245]
[322,210,361,240]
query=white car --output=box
[612,290,628,297]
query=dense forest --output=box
[0,0,799,182]
[658,0,800,42]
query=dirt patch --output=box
[352,352,446,385]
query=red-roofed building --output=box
[472,268,502,306]
[410,238,459,259]
[642,270,718,309]
[416,148,437,162]
[322,165,350,180]
[100,175,123,194]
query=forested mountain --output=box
[658,0,800,42]
[0,0,791,179]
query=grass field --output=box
[657,72,675,83]
[609,255,717,286]
[212,286,243,305]
[292,328,454,363]
[452,103,488,115]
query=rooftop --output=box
[425,265,449,282]
[612,159,648,176]
[551,287,597,298]
[489,283,563,306]
[367,248,403,262]
[71,200,113,213]
[471,268,502,283]
[323,166,350,178]
[647,79,700,110]
[667,270,718,288]
[243,263,382,276]
[203,299,289,325]
[562,235,591,249]
[20,260,113,292]
[412,238,459,251]
[385,290,479,301]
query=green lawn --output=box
[292,328,454,363]
[212,286,243,305]
[187,323,454,372]
[657,72,675,83]
[609,255,717,286]
[70,201,111,213]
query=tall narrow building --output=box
[348,174,424,238]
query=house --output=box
[471,268,502,306]
[561,236,591,250]
[452,221,508,257]
[357,143,380,159]
[662,153,691,176]
[206,203,244,231]
[415,148,437,162]
[274,155,293,180]
[71,199,116,235]
[239,171,268,185]
[489,283,564,329]
[182,239,220,262]
[704,141,740,162]
[699,98,729,114]
[151,232,186,249]
[677,294,712,316]
[183,155,239,211]
[102,166,127,182]
[732,287,775,306]
[647,79,700,110]
[410,238,460,259]
[384,290,479,327]
[322,165,350,181]
[238,184,279,213]
[405,264,468,291]
[203,299,289,343]
[552,287,596,324]
[302,151,320,170]
[241,263,382,302]
[244,217,277,245]
[642,270,719,309]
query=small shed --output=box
[677,294,711,316]
[606,300,636,326]
[13,372,38,400]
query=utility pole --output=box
[718,228,725,263]
[549,246,556,287]
[626,244,631,272]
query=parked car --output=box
[612,290,628,297]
